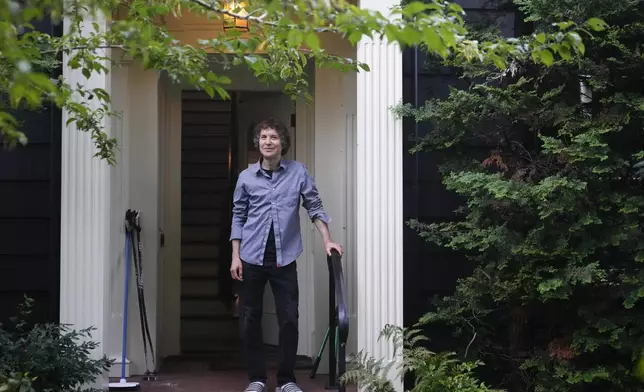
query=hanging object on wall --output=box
[222,0,250,31]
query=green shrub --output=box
[342,324,499,392]
[399,0,644,390]
[0,373,36,392]
[0,297,112,392]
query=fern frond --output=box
[342,324,499,392]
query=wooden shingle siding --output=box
[0,17,62,325]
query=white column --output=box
[60,16,112,389]
[356,0,404,388]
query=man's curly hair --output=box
[252,118,291,156]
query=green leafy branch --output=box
[0,0,608,164]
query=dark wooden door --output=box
[179,91,239,353]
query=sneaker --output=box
[276,382,303,392]
[245,381,266,392]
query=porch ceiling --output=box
[113,1,360,49]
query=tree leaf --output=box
[586,17,608,32]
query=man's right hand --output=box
[230,256,243,281]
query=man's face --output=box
[259,127,282,160]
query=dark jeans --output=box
[241,260,299,386]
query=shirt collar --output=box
[253,158,287,174]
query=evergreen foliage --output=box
[398,0,644,390]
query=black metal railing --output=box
[328,249,349,392]
[309,249,349,391]
[310,250,349,392]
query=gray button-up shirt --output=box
[230,159,331,267]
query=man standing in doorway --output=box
[230,118,343,392]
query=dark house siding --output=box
[0,18,62,325]
[402,0,524,337]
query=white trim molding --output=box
[356,31,404,392]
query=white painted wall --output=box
[106,63,162,376]
[311,33,358,372]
